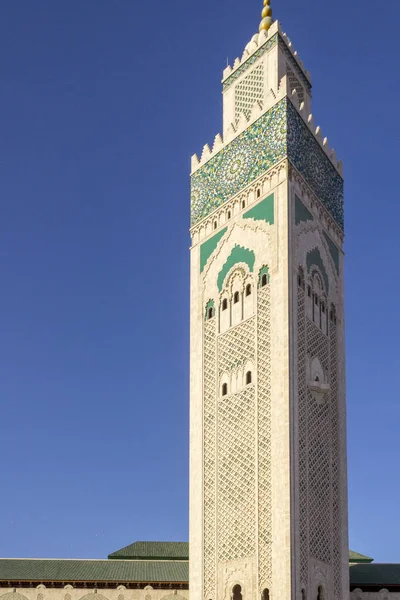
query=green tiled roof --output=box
[108,542,189,561]
[0,559,189,583]
[349,550,374,564]
[350,564,400,586]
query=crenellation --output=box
[201,144,211,161]
[212,134,223,153]
[191,154,200,170]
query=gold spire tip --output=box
[259,0,273,33]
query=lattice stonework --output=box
[235,64,264,122]
[203,319,217,600]
[298,288,308,589]
[217,318,256,562]
[330,319,342,598]
[306,322,331,564]
[297,281,342,599]
[286,64,304,103]
[257,285,272,589]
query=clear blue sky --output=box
[0,0,399,563]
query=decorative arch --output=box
[205,299,215,320]
[79,594,110,600]
[217,245,255,291]
[0,594,29,600]
[160,594,187,600]
[258,265,270,287]
[306,247,329,293]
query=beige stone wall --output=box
[0,588,189,600]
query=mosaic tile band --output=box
[190,99,344,230]
[287,101,344,228]
[191,100,287,225]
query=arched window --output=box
[257,188,261,198]
[232,585,242,600]
[222,298,228,311]
[233,291,240,304]
[261,274,268,287]
[222,383,228,397]
[262,589,269,600]
[242,200,245,209]
[227,210,231,220]
[208,307,214,319]
[301,590,306,600]
[317,585,324,600]
[245,284,252,297]
[246,371,252,385]
[214,221,217,230]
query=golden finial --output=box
[259,0,273,33]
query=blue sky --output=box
[0,0,399,563]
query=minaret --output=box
[189,4,348,600]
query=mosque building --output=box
[1,2,398,600]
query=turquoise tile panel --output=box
[243,194,274,224]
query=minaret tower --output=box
[189,4,348,600]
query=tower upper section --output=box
[222,20,312,138]
[190,20,344,235]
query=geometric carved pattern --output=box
[330,318,342,599]
[203,319,217,600]
[235,64,264,122]
[217,385,256,561]
[257,285,272,590]
[298,278,342,599]
[287,64,304,103]
[218,318,255,376]
[223,34,278,92]
[307,321,331,565]
[217,318,256,562]
[298,286,309,590]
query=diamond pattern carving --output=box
[218,318,255,376]
[204,319,217,600]
[235,64,264,122]
[298,280,342,599]
[217,385,256,561]
[257,285,272,589]
[217,318,256,562]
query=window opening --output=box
[261,274,268,287]
[262,590,270,600]
[233,291,240,304]
[222,383,228,397]
[317,586,324,600]
[222,298,228,311]
[214,221,217,230]
[257,188,261,198]
[227,211,231,220]
[208,307,214,319]
[301,590,306,600]
[246,371,252,385]
[242,200,245,209]
[245,284,252,297]
[232,585,242,600]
